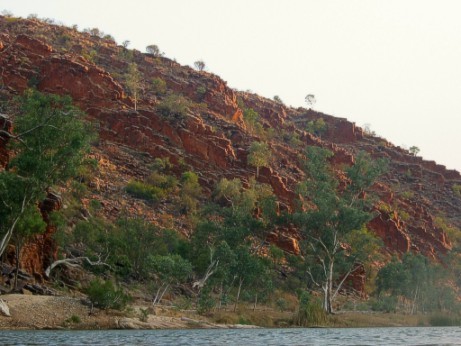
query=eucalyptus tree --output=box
[0,89,93,258]
[294,147,387,313]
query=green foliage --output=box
[294,147,387,313]
[452,184,461,198]
[148,254,192,284]
[409,146,420,156]
[376,253,458,313]
[400,190,414,199]
[149,157,173,172]
[151,78,167,95]
[125,180,165,202]
[114,218,166,279]
[273,95,284,104]
[146,44,162,57]
[0,89,93,257]
[65,315,81,324]
[197,288,216,314]
[306,118,327,137]
[82,49,97,63]
[85,279,131,310]
[157,94,192,118]
[295,291,326,326]
[247,141,271,177]
[179,171,202,214]
[190,176,276,313]
[243,108,265,137]
[84,27,104,37]
[139,308,149,322]
[196,86,207,100]
[371,296,398,313]
[125,63,141,110]
[147,172,178,191]
[70,216,183,280]
[276,298,288,312]
[428,313,461,326]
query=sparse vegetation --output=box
[157,94,192,118]
[125,180,165,202]
[125,63,141,110]
[151,77,167,95]
[409,146,420,156]
[305,94,316,109]
[306,118,327,137]
[273,95,284,104]
[85,279,131,310]
[194,60,206,71]
[146,44,162,57]
[247,141,271,177]
[0,16,460,331]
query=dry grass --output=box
[207,306,294,328]
[328,311,426,328]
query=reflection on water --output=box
[1,327,461,345]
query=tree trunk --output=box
[253,293,258,312]
[324,260,334,314]
[233,278,244,312]
[13,243,20,291]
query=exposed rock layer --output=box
[0,16,459,279]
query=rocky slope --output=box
[0,15,460,277]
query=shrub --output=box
[157,94,191,118]
[147,172,178,191]
[146,44,162,57]
[85,279,131,310]
[295,291,326,326]
[429,313,460,326]
[371,295,398,313]
[139,308,149,322]
[125,180,165,202]
[197,290,216,315]
[276,298,288,312]
[400,190,414,199]
[306,118,327,137]
[196,86,207,100]
[151,78,167,95]
[273,95,284,104]
[194,60,206,71]
[66,315,81,324]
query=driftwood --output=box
[0,299,11,317]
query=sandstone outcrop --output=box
[0,15,460,280]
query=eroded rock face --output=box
[266,228,300,255]
[39,56,124,108]
[368,212,411,254]
[20,192,62,277]
[0,15,459,272]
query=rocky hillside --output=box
[0,15,460,276]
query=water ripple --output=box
[1,327,461,346]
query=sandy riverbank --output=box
[0,294,260,330]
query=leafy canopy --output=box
[0,89,93,256]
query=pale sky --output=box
[2,0,461,172]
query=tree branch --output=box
[44,255,111,278]
[331,262,362,301]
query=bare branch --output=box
[44,255,111,278]
[331,263,362,301]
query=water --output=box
[1,327,460,345]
